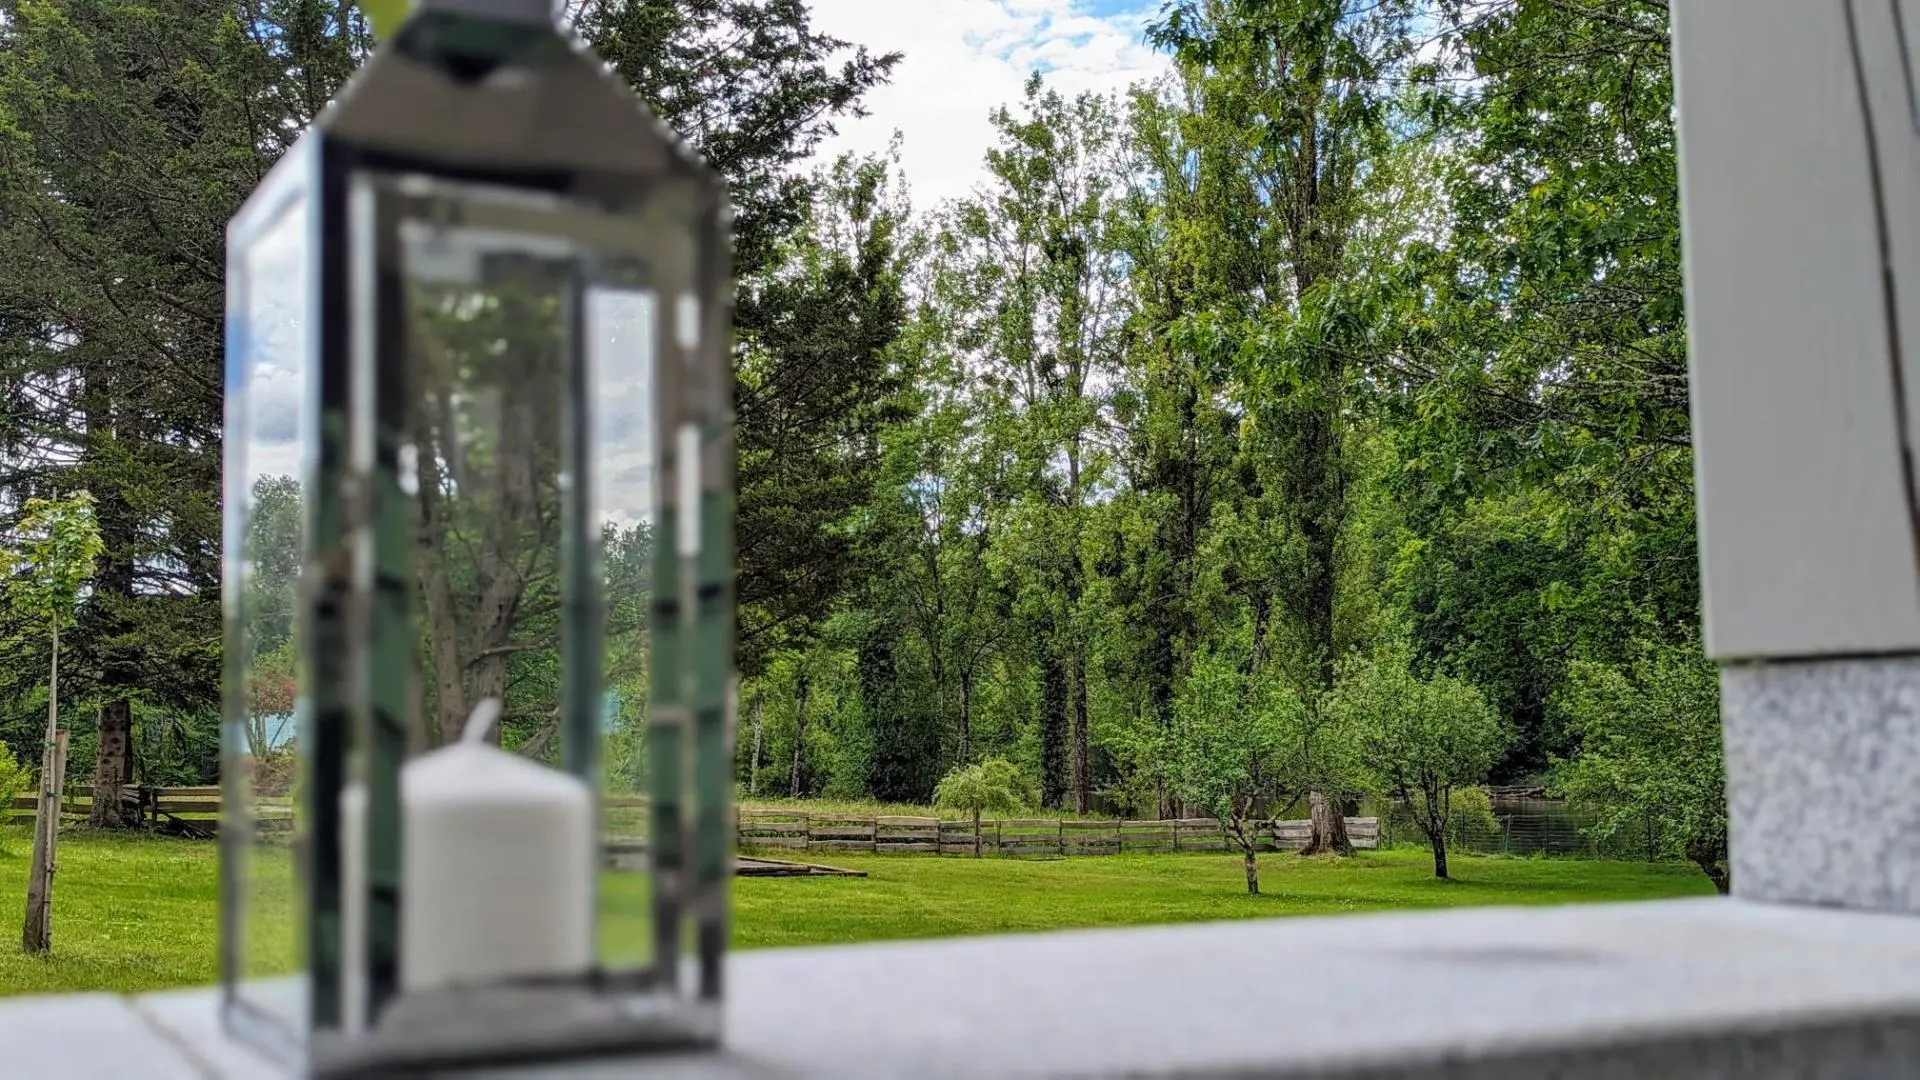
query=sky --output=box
[802,0,1172,208]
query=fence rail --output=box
[7,785,222,830]
[734,810,1379,857]
[7,788,1380,858]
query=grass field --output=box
[0,827,1714,997]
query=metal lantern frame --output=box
[219,5,735,1074]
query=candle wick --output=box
[462,697,504,746]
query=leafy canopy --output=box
[3,492,105,626]
[1169,650,1311,829]
[1550,635,1727,890]
[1328,637,1509,810]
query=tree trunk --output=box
[1301,791,1353,856]
[45,618,57,754]
[1429,826,1450,880]
[1039,642,1069,810]
[1687,830,1730,894]
[957,676,973,766]
[748,694,764,796]
[1070,654,1091,815]
[1243,844,1259,895]
[89,698,135,828]
[82,363,146,829]
[789,672,810,798]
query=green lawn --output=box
[0,827,1713,997]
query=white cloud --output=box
[804,0,1170,209]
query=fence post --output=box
[1057,820,1065,857]
[995,820,1002,855]
[803,813,811,854]
[1172,818,1180,853]
[871,814,879,855]
[1115,819,1123,855]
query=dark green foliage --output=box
[859,615,936,804]
[733,153,913,668]
[577,2,905,674]
[1393,496,1581,779]
[0,0,331,771]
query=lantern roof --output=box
[313,13,720,199]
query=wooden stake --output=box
[23,730,69,954]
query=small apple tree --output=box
[1170,651,1312,895]
[1327,639,1508,880]
[5,490,104,952]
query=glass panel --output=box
[586,286,657,968]
[227,187,311,1043]
[379,212,613,1001]
[385,195,674,989]
[331,177,724,1060]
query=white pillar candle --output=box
[342,700,595,1029]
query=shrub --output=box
[0,740,31,853]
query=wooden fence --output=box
[7,785,221,828]
[8,788,1378,859]
[734,810,1380,857]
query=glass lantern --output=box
[219,0,734,1072]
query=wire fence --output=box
[1379,796,1670,860]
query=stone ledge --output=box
[6,897,1920,1078]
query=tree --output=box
[1551,636,1727,892]
[938,74,1129,812]
[1328,638,1509,879]
[859,608,939,804]
[4,490,101,951]
[1386,0,1696,748]
[571,0,907,674]
[1148,0,1416,855]
[933,758,1027,858]
[0,0,300,815]
[1170,650,1311,894]
[1102,85,1244,820]
[0,0,903,782]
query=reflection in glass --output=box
[397,225,657,967]
[231,191,310,1039]
[403,229,568,755]
[587,287,655,965]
